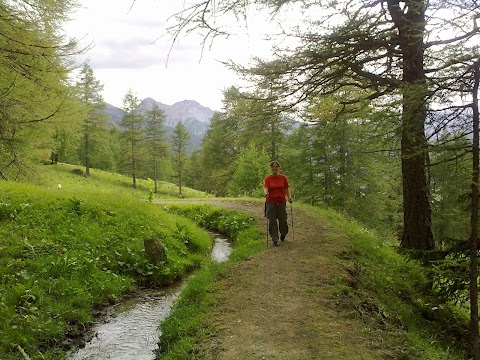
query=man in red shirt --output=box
[263,161,292,246]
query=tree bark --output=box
[468,59,480,360]
[85,133,90,177]
[389,0,435,250]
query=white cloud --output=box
[65,0,279,111]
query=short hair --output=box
[270,161,280,167]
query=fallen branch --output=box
[17,345,31,360]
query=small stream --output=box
[68,233,232,360]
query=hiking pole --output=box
[290,201,294,241]
[265,202,269,247]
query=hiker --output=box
[263,160,292,246]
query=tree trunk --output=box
[85,133,90,177]
[178,152,183,197]
[400,106,434,250]
[271,121,276,160]
[131,138,137,189]
[154,155,158,193]
[468,60,480,360]
[393,0,434,250]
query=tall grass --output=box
[0,164,212,359]
[314,206,468,360]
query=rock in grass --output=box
[144,236,167,264]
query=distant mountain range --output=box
[102,98,216,151]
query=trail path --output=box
[166,199,401,360]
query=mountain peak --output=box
[101,97,215,151]
[176,99,200,106]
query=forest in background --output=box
[1,0,480,357]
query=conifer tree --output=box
[120,90,144,189]
[184,150,201,190]
[228,144,269,197]
[171,122,190,197]
[468,60,480,360]
[0,0,82,179]
[144,104,167,192]
[197,109,240,196]
[74,63,107,177]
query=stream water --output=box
[68,234,232,360]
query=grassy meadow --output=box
[0,163,219,359]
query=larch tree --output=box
[169,0,480,251]
[468,60,480,360]
[222,86,291,161]
[74,62,107,177]
[294,92,402,230]
[144,103,167,193]
[171,122,190,197]
[184,150,201,190]
[228,144,269,197]
[0,0,83,180]
[197,94,242,196]
[120,89,144,189]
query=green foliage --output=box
[195,86,293,197]
[196,111,240,196]
[119,89,145,188]
[284,95,402,234]
[314,206,468,359]
[162,203,256,239]
[144,103,168,192]
[171,122,191,196]
[0,0,83,180]
[72,62,109,176]
[184,150,201,190]
[430,251,472,305]
[429,135,471,246]
[228,144,270,197]
[0,163,211,359]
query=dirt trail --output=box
[168,199,400,360]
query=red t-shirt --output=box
[264,174,289,203]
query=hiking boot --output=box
[280,235,286,241]
[273,241,278,246]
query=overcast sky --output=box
[65,0,277,111]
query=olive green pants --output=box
[266,202,288,242]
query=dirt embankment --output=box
[171,199,403,360]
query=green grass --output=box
[313,206,469,360]
[29,162,210,200]
[0,163,212,359]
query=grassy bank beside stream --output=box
[0,163,213,359]
[156,203,264,359]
